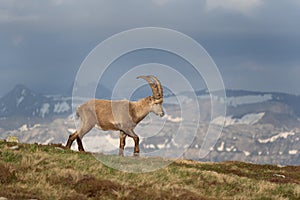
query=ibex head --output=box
[137,75,164,117]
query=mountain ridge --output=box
[1,84,300,130]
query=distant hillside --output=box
[0,84,71,119]
[0,84,112,119]
[0,141,299,200]
[0,85,299,166]
[1,84,300,121]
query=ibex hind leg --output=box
[66,131,85,151]
[66,131,79,149]
[76,124,94,152]
[76,137,85,152]
[66,124,93,152]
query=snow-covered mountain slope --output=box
[226,94,272,107]
[1,85,300,120]
[0,84,71,119]
[195,124,300,166]
[1,115,298,165]
[0,88,298,165]
[0,85,300,165]
[212,112,265,127]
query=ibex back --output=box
[65,75,164,156]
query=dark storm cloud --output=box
[0,0,300,95]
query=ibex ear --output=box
[149,96,158,104]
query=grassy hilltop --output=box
[0,141,299,200]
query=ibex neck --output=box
[130,97,151,124]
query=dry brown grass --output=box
[0,141,299,200]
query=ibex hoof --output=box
[133,152,139,157]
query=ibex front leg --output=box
[125,129,140,156]
[119,131,127,156]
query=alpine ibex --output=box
[66,75,164,156]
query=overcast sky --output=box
[0,0,300,96]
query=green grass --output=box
[0,141,299,200]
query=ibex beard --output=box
[66,75,164,156]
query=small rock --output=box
[276,164,285,168]
[273,174,286,178]
[9,145,19,150]
[6,136,19,143]
[0,197,8,200]
[55,147,65,151]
